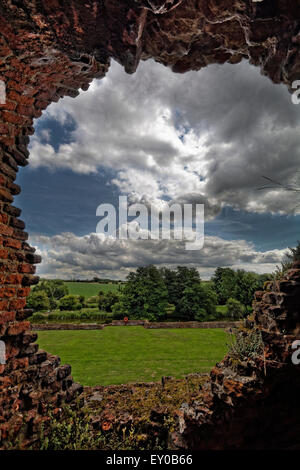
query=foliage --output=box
[36,374,208,451]
[211,267,236,305]
[286,240,300,262]
[197,283,218,318]
[83,374,208,450]
[160,266,218,321]
[273,241,300,279]
[194,308,208,322]
[212,267,270,306]
[177,283,216,321]
[119,265,225,321]
[226,298,245,320]
[122,266,169,321]
[30,309,112,323]
[86,295,99,305]
[98,291,120,312]
[227,328,264,365]
[33,280,68,309]
[159,267,179,306]
[58,295,83,311]
[26,290,50,311]
[40,406,101,450]
[111,301,128,319]
[233,270,266,307]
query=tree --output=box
[58,295,82,311]
[111,301,127,319]
[178,282,217,321]
[211,267,236,305]
[233,270,260,307]
[212,267,270,307]
[122,265,168,321]
[78,295,85,308]
[98,291,120,312]
[26,290,50,312]
[198,282,218,318]
[226,298,245,320]
[161,266,206,319]
[160,267,180,306]
[33,280,68,309]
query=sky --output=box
[15,58,300,280]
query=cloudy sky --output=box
[15,58,300,279]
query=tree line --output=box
[26,266,272,323]
[110,265,270,322]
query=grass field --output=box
[36,327,228,386]
[64,282,121,298]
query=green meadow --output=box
[36,326,228,386]
[64,281,121,298]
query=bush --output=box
[33,279,68,304]
[226,298,245,320]
[49,312,81,321]
[194,308,208,322]
[98,291,120,312]
[26,290,50,312]
[227,328,264,365]
[49,310,112,322]
[86,296,99,306]
[31,312,47,321]
[111,301,127,320]
[40,406,101,450]
[59,295,82,311]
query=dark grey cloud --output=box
[31,232,285,280]
[25,57,299,278]
[29,57,300,215]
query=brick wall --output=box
[143,321,239,329]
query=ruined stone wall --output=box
[171,263,300,449]
[0,0,300,448]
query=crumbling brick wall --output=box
[1,0,300,449]
[171,263,300,449]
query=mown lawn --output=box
[64,282,121,298]
[36,327,228,386]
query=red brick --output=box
[3,101,17,112]
[0,188,13,203]
[10,357,29,370]
[5,273,22,284]
[1,137,15,146]
[0,249,8,259]
[1,110,27,125]
[0,300,9,310]
[0,124,10,134]
[0,223,13,236]
[0,214,9,224]
[0,311,15,324]
[17,287,30,297]
[3,238,22,249]
[7,321,30,336]
[18,264,35,274]
[0,287,16,297]
[9,298,26,310]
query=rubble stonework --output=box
[170,263,300,449]
[0,0,300,448]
